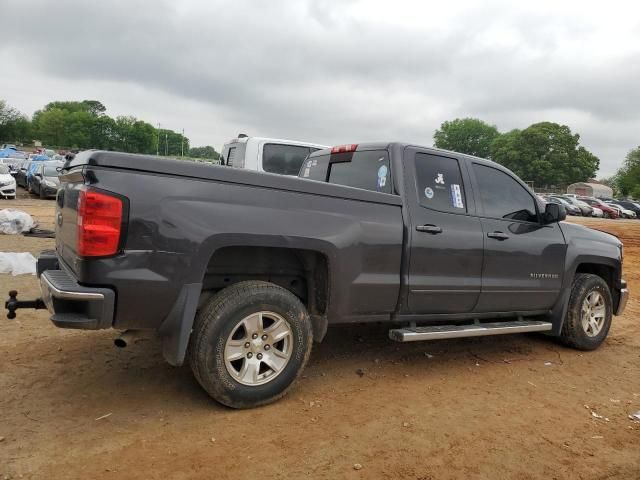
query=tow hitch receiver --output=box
[5,290,46,319]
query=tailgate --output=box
[55,168,84,273]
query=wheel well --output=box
[202,246,329,316]
[575,263,615,292]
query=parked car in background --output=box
[25,155,49,192]
[560,195,594,217]
[579,197,619,219]
[30,161,63,199]
[0,164,17,199]
[221,135,327,176]
[547,196,581,215]
[606,202,635,219]
[591,206,604,217]
[1,158,23,176]
[15,160,31,188]
[612,200,640,217]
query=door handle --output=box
[416,224,443,234]
[487,231,509,240]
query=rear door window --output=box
[414,153,467,213]
[263,144,314,175]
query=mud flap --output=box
[159,283,202,366]
[546,287,571,336]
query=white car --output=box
[221,135,327,176]
[607,203,636,219]
[0,165,17,199]
[591,206,603,217]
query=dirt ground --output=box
[1,191,639,480]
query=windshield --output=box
[0,165,9,174]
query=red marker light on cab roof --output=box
[77,188,123,257]
[330,144,358,154]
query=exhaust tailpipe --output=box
[114,330,144,348]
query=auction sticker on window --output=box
[377,165,388,188]
[450,184,464,209]
[424,187,434,199]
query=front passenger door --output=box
[471,163,567,312]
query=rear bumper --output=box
[615,279,629,316]
[37,252,115,329]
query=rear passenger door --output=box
[405,148,484,313]
[470,163,566,312]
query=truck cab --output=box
[221,135,327,176]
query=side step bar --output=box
[389,320,552,342]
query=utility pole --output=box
[181,128,184,158]
[156,123,160,156]
[165,133,168,156]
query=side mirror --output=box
[543,202,566,224]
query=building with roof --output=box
[566,182,613,198]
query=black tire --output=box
[560,273,612,350]
[188,281,313,409]
[39,186,45,199]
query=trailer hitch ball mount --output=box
[5,290,46,319]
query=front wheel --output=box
[188,281,313,408]
[560,273,612,350]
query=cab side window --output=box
[415,153,467,213]
[473,164,538,222]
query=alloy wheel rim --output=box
[224,311,293,386]
[581,291,606,337]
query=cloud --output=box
[1,0,638,175]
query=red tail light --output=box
[330,144,358,154]
[77,189,123,257]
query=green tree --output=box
[113,116,157,154]
[33,108,67,146]
[0,100,32,143]
[615,147,640,197]
[89,115,117,150]
[434,118,500,158]
[158,129,189,156]
[189,145,220,160]
[490,122,599,187]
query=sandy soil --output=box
[1,192,638,479]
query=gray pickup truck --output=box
[5,143,628,408]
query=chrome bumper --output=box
[38,266,115,330]
[615,280,629,316]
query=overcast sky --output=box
[1,0,638,175]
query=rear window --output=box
[262,144,318,176]
[44,166,60,176]
[301,150,392,194]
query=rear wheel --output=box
[189,281,313,408]
[560,273,612,350]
